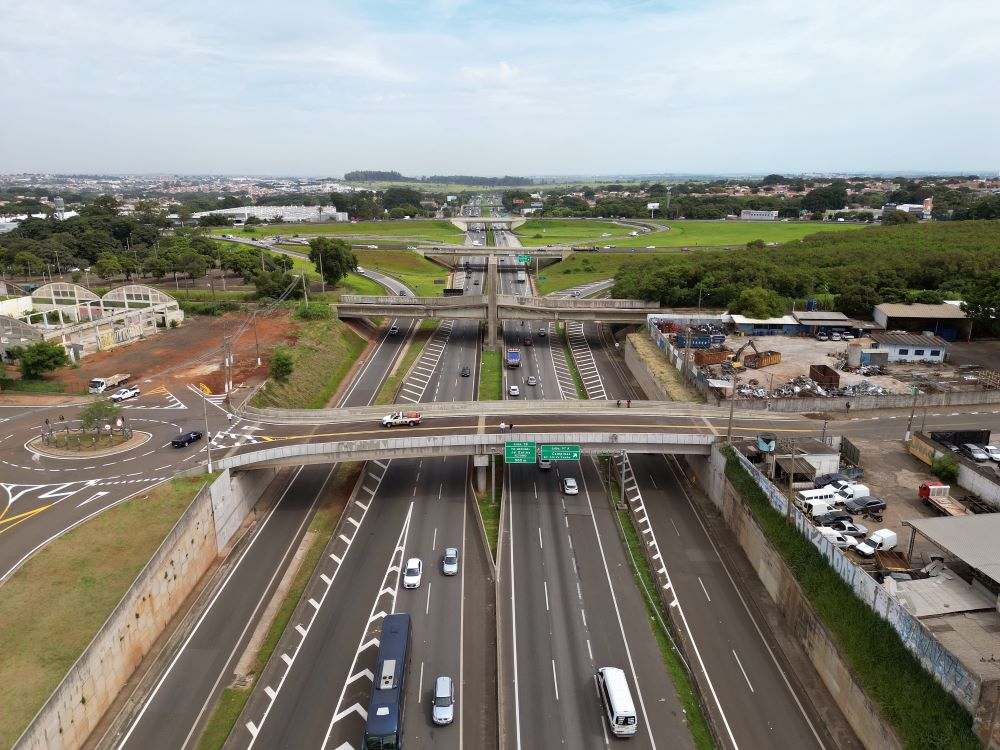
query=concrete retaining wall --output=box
[210,467,278,552]
[15,469,275,750]
[737,389,1000,413]
[623,336,669,401]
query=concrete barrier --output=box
[15,469,275,750]
[624,336,669,401]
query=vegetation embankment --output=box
[723,448,979,750]
[252,305,366,409]
[535,253,639,295]
[479,350,502,400]
[0,475,211,749]
[196,463,359,750]
[475,477,501,560]
[375,320,439,405]
[627,333,702,402]
[353,249,448,296]
[609,219,866,247]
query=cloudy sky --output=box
[2,0,998,176]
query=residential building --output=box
[739,209,779,221]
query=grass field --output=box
[535,253,649,295]
[514,219,626,247]
[339,272,386,296]
[353,250,449,296]
[479,350,502,400]
[610,220,866,248]
[251,312,366,409]
[0,474,210,749]
[218,220,464,243]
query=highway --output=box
[493,241,696,749]
[106,277,417,749]
[220,240,494,749]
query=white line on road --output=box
[551,659,560,701]
[418,661,425,702]
[669,518,681,537]
[733,649,754,693]
[425,582,432,615]
[538,526,543,549]
[698,576,712,602]
[432,527,437,550]
[544,580,550,611]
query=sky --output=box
[1,0,999,176]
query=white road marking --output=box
[551,659,560,701]
[698,576,712,602]
[544,580,550,611]
[733,649,754,693]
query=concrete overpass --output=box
[450,217,526,231]
[414,245,569,260]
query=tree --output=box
[269,349,294,381]
[14,340,70,379]
[727,286,784,319]
[964,195,1000,220]
[836,285,881,319]
[94,255,123,280]
[308,237,356,287]
[745,239,765,251]
[882,209,917,226]
[251,269,303,299]
[931,453,959,483]
[78,399,123,430]
[801,186,848,213]
[178,251,209,281]
[13,251,44,277]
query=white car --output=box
[366,244,379,249]
[109,386,140,402]
[527,376,537,386]
[562,478,579,495]
[983,445,1000,463]
[402,558,423,589]
[508,385,520,397]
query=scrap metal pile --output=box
[713,373,891,400]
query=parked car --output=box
[813,510,853,527]
[508,385,520,397]
[844,496,887,515]
[527,375,537,386]
[562,477,579,495]
[822,519,868,538]
[830,332,842,341]
[171,430,203,448]
[442,547,459,576]
[461,366,471,377]
[402,558,423,589]
[818,527,858,549]
[814,472,849,489]
[961,444,990,462]
[982,445,1000,463]
[109,385,141,402]
[432,675,455,725]
[939,440,960,453]
[815,332,830,341]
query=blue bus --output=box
[363,613,412,750]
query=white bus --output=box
[597,667,638,737]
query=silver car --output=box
[562,477,579,495]
[442,547,459,576]
[432,675,455,725]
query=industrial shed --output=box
[873,302,971,342]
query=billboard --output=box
[647,202,660,210]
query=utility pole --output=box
[682,325,693,384]
[786,437,795,524]
[253,314,261,366]
[301,274,309,306]
[905,385,918,442]
[203,394,213,473]
[726,369,740,444]
[317,250,325,293]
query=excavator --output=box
[721,339,760,370]
[722,339,781,370]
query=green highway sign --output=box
[504,441,537,463]
[517,255,531,263]
[541,445,581,461]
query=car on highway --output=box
[820,518,868,538]
[402,558,423,589]
[508,385,520,397]
[461,366,471,377]
[473,279,480,285]
[523,337,532,346]
[961,443,990,462]
[109,385,141,402]
[537,329,546,337]
[527,375,537,386]
[442,547,459,575]
[844,496,887,515]
[432,675,455,725]
[389,324,399,335]
[397,290,407,296]
[171,430,203,448]
[538,456,552,469]
[562,477,579,495]
[366,244,378,249]
[356,266,365,273]
[406,246,417,250]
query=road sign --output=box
[517,255,531,263]
[541,445,581,461]
[504,441,536,463]
[537,276,546,280]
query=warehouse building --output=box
[868,332,948,363]
[872,302,970,341]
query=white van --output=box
[818,527,858,549]
[801,499,835,519]
[597,667,638,737]
[794,487,836,510]
[834,484,870,505]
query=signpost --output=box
[541,445,581,461]
[517,255,531,263]
[504,441,536,463]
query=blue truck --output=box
[506,348,521,368]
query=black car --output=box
[171,430,203,448]
[814,472,849,489]
[460,366,471,377]
[844,496,886,515]
[813,510,852,526]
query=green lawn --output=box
[535,253,646,295]
[514,219,626,247]
[339,272,386,296]
[0,475,211,749]
[216,220,463,243]
[610,220,866,248]
[479,350,501,400]
[353,250,449,296]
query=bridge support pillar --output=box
[473,454,489,494]
[487,255,499,348]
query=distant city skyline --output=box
[1,0,998,175]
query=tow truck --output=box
[381,411,422,427]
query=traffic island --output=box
[27,430,152,458]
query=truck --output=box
[88,373,131,394]
[856,529,897,557]
[506,348,521,368]
[516,271,527,283]
[382,411,421,428]
[918,482,971,517]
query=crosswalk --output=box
[121,384,186,410]
[397,321,455,403]
[547,321,580,400]
[565,321,607,400]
